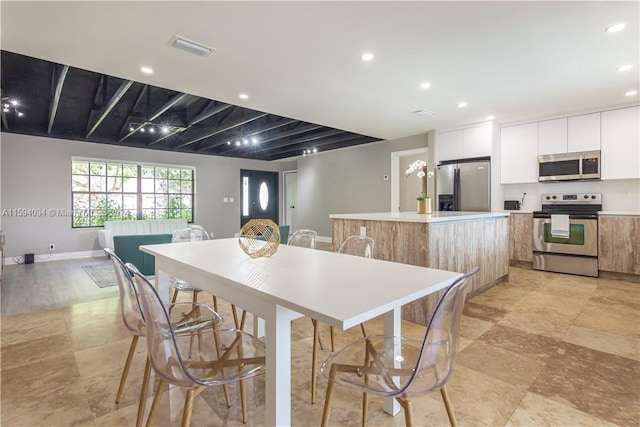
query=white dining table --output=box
[141,238,461,427]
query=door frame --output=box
[282,169,297,230]
[390,147,428,212]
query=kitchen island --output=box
[331,211,510,325]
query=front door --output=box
[240,169,279,227]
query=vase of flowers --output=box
[405,159,434,214]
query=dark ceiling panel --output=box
[0,50,381,160]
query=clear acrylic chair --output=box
[127,264,266,426]
[333,235,376,344]
[338,235,375,259]
[105,248,224,427]
[170,228,247,330]
[320,267,480,427]
[286,229,327,403]
[287,229,318,248]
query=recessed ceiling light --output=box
[487,115,495,120]
[227,141,231,145]
[420,82,431,90]
[361,52,374,62]
[251,137,258,144]
[140,66,154,74]
[625,90,638,97]
[606,23,626,33]
[458,102,468,108]
[313,148,318,153]
[617,64,633,72]
[236,141,241,146]
[239,93,249,100]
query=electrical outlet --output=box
[49,243,55,251]
[359,227,366,237]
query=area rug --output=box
[82,263,117,288]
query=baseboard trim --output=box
[510,260,533,269]
[598,270,640,283]
[6,250,106,265]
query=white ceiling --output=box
[1,1,638,141]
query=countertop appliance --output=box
[532,193,601,277]
[538,150,600,182]
[436,157,490,212]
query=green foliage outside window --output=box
[71,160,194,228]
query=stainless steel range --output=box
[532,193,601,277]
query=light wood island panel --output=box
[509,212,533,267]
[332,213,509,325]
[599,215,640,281]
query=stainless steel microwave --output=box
[538,150,601,182]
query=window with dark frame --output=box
[71,159,194,228]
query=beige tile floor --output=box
[1,265,639,426]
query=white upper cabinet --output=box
[464,124,493,158]
[538,118,567,155]
[601,106,640,180]
[437,124,492,162]
[436,130,464,162]
[501,123,539,184]
[568,112,601,152]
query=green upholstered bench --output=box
[278,225,290,244]
[248,224,290,244]
[113,233,172,276]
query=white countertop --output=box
[330,211,509,223]
[501,210,534,214]
[599,211,640,216]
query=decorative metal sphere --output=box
[238,219,281,258]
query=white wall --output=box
[503,179,640,212]
[1,133,295,258]
[296,133,428,237]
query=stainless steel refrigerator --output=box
[436,158,491,211]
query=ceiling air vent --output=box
[169,35,214,57]
[412,109,435,116]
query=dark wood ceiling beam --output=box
[175,112,268,150]
[118,92,191,142]
[203,118,298,149]
[117,85,147,136]
[146,102,232,147]
[219,123,323,154]
[146,128,184,146]
[225,129,346,155]
[188,102,233,126]
[47,65,69,134]
[252,118,298,134]
[261,134,366,158]
[214,123,324,154]
[252,123,323,145]
[85,79,134,138]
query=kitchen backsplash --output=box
[502,179,640,212]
